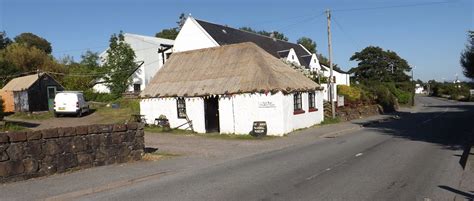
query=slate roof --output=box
[195,19,312,68]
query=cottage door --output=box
[47,86,57,111]
[204,97,220,133]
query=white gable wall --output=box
[285,48,301,66]
[173,17,219,53]
[94,34,174,93]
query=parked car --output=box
[53,91,89,117]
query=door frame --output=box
[204,97,220,133]
[47,86,57,111]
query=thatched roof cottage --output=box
[140,42,324,136]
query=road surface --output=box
[77,97,474,200]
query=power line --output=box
[331,16,362,50]
[332,1,455,12]
[277,12,326,32]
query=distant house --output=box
[93,33,174,93]
[173,16,350,102]
[0,73,63,112]
[140,43,324,136]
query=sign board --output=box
[337,95,344,107]
[258,101,276,108]
[470,89,474,96]
[251,121,267,137]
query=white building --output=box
[140,42,324,136]
[415,84,424,94]
[94,33,174,93]
[173,16,351,102]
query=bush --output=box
[337,85,361,102]
[83,90,118,102]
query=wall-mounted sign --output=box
[252,121,267,137]
[258,101,276,108]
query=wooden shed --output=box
[0,73,64,112]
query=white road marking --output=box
[355,153,363,157]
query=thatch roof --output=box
[141,42,321,98]
[2,73,43,91]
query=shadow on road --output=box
[353,104,474,152]
[438,185,474,200]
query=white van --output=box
[54,91,89,117]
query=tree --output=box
[350,46,411,82]
[0,31,12,50]
[155,13,187,40]
[297,37,316,53]
[238,27,289,41]
[62,51,101,91]
[155,28,179,40]
[14,33,52,54]
[3,43,63,73]
[102,32,136,97]
[461,31,474,79]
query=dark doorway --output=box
[204,97,219,133]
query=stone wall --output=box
[336,105,382,122]
[0,123,144,183]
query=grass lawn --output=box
[320,117,341,125]
[8,111,54,121]
[91,98,140,124]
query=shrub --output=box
[337,85,361,102]
[83,90,118,102]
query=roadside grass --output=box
[91,98,140,124]
[145,127,277,140]
[320,117,341,125]
[8,111,54,120]
[142,151,181,161]
[0,122,29,132]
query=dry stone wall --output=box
[336,104,382,121]
[0,123,144,183]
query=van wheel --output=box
[54,112,58,117]
[77,110,82,117]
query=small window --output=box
[292,55,295,60]
[293,92,304,114]
[133,84,141,92]
[177,97,187,119]
[308,92,317,112]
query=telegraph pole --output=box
[326,9,335,119]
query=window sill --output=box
[293,109,305,115]
[309,108,318,112]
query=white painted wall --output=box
[281,91,324,133]
[140,91,324,136]
[173,17,219,53]
[140,97,206,133]
[285,48,301,66]
[93,33,174,93]
[219,93,286,135]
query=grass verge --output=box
[320,117,341,125]
[91,98,140,124]
[146,127,277,140]
[0,121,29,132]
[142,151,181,161]
[8,111,53,120]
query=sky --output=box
[1,0,473,82]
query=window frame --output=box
[293,92,305,115]
[176,97,187,119]
[308,92,318,112]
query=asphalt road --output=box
[80,96,474,201]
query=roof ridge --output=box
[194,18,300,45]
